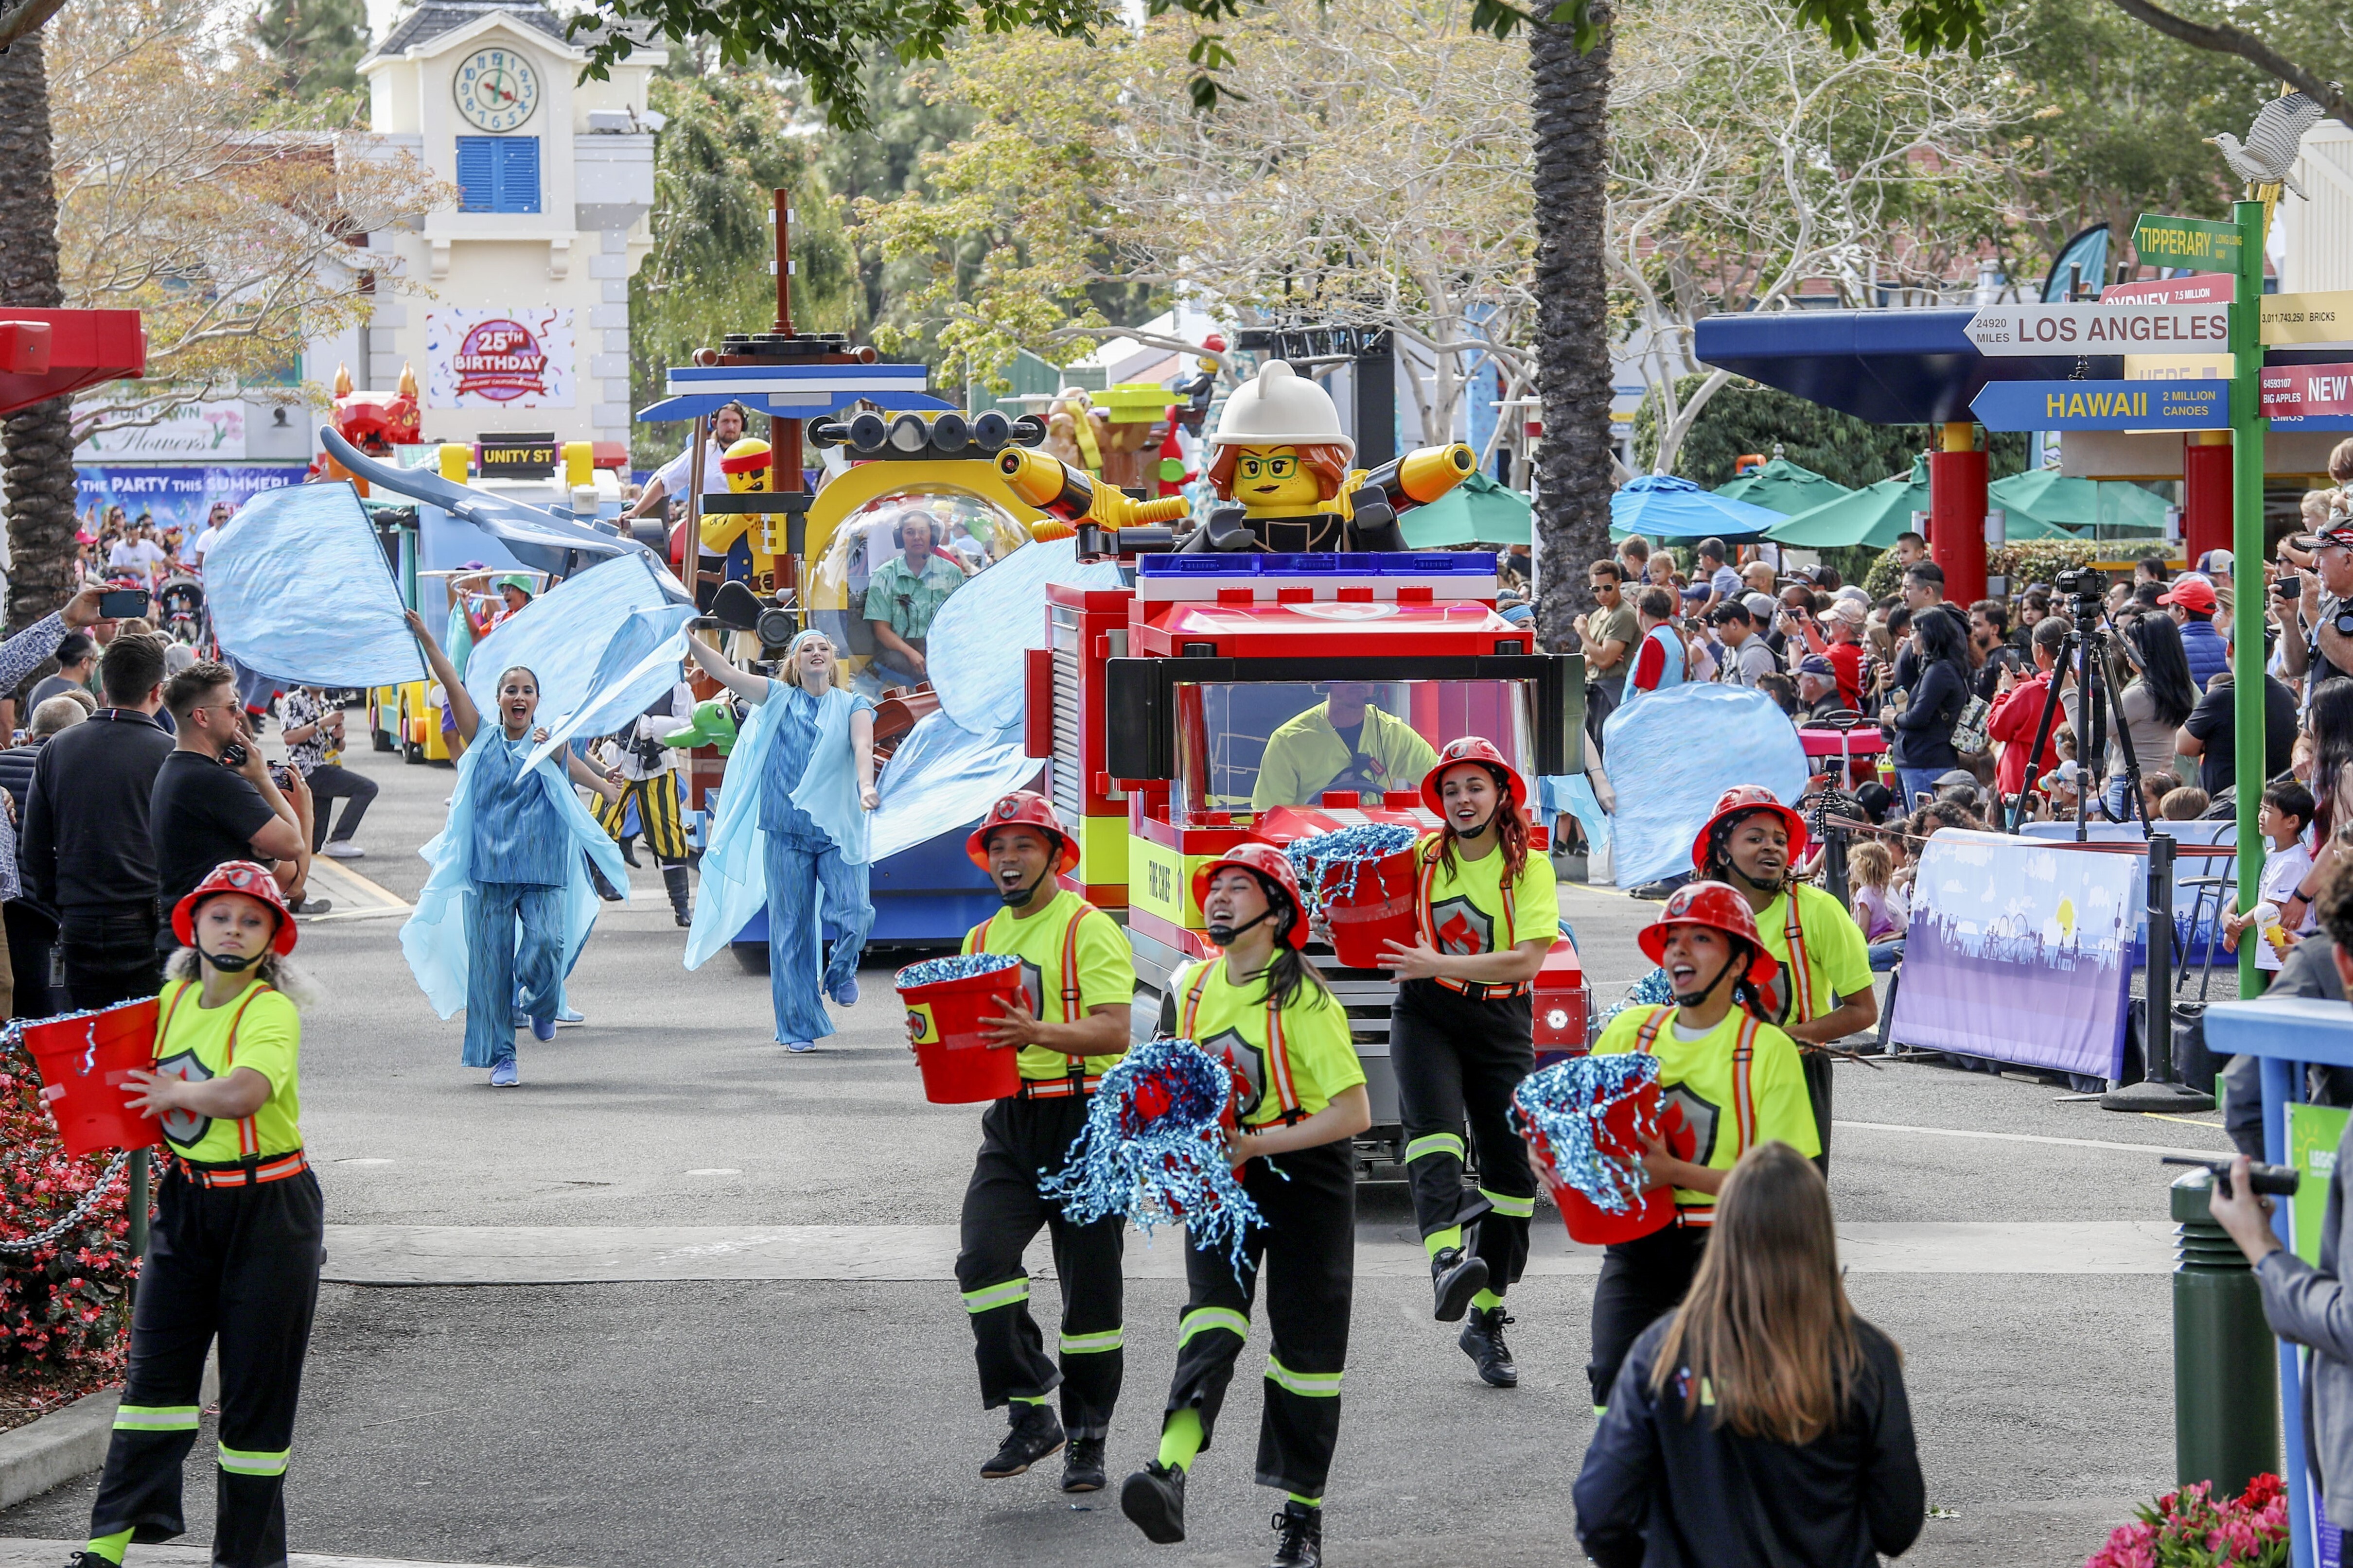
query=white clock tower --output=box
[344,0,663,454]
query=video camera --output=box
[2159,1154,2300,1198]
[2054,565,2107,620]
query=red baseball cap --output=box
[2157,576,2217,613]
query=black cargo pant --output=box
[1586,1221,1709,1411]
[1165,1137,1354,1499]
[88,1163,324,1568]
[1392,978,1537,1295]
[954,1093,1125,1438]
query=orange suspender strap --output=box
[1730,1015,1759,1153]
[1780,893,1817,1022]
[1180,963,1212,1041]
[1631,1006,1669,1055]
[1059,905,1086,1024]
[1416,839,1524,1000]
[1178,963,1302,1119]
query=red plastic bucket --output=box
[1321,848,1421,970]
[897,962,1024,1105]
[24,1000,164,1159]
[1530,1079,1675,1246]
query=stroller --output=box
[156,575,207,650]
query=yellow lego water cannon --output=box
[808,409,1048,462]
[996,445,1193,551]
[1350,443,1476,517]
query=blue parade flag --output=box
[205,481,426,689]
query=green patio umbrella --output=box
[1767,458,1932,549]
[1399,468,1532,547]
[1988,470,2169,536]
[1714,456,1853,518]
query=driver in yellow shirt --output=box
[1251,682,1439,809]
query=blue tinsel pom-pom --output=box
[1510,1054,1663,1215]
[1285,823,1419,920]
[1041,1036,1265,1271]
[894,952,1020,990]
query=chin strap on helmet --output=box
[1000,861,1056,909]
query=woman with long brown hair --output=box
[1379,736,1558,1386]
[1573,1141,1924,1568]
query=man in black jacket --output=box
[20,636,175,1008]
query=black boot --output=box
[1062,1434,1107,1493]
[663,864,692,927]
[1120,1461,1187,1543]
[1268,1499,1323,1568]
[1430,1244,1489,1323]
[619,836,641,868]
[1459,1304,1519,1387]
[980,1403,1064,1479]
[587,859,623,902]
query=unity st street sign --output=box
[1963,301,2230,355]
[1970,378,2229,431]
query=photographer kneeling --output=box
[2212,856,2353,1528]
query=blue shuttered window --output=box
[455,136,541,214]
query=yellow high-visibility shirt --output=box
[1591,1003,1816,1223]
[1751,883,1872,1026]
[1251,703,1438,809]
[149,980,303,1163]
[1167,957,1365,1128]
[963,889,1135,1080]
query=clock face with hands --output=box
[454,48,539,132]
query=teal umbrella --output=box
[1767,458,1932,549]
[1714,456,1853,518]
[1989,470,2169,536]
[1609,475,1782,544]
[1399,469,1532,547]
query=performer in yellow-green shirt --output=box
[1120,843,1370,1568]
[945,791,1135,1495]
[1583,881,1819,1413]
[1689,785,1877,1167]
[1251,681,1439,808]
[1380,737,1559,1389]
[79,862,320,1568]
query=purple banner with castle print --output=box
[1888,830,2135,1078]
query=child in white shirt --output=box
[2225,780,2319,972]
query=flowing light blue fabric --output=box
[1598,683,1806,888]
[867,711,1045,862]
[402,726,630,1018]
[524,606,698,771]
[205,481,426,688]
[785,679,870,865]
[923,537,1124,735]
[685,690,789,971]
[467,555,677,730]
[1541,773,1612,859]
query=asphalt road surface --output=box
[1,724,2241,1567]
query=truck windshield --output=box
[1170,679,1538,820]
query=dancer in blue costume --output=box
[684,629,877,1052]
[399,610,625,1086]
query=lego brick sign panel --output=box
[424,308,574,409]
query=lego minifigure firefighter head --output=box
[720,437,773,494]
[1205,360,1353,520]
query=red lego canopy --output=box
[0,310,146,418]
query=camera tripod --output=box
[2006,599,2150,839]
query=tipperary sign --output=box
[2130,213,2245,269]
[2260,364,2353,420]
[1963,303,2230,356]
[1969,378,2230,432]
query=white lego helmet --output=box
[1210,359,1353,460]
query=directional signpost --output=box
[2259,363,2353,419]
[1970,378,2230,431]
[2131,211,2244,270]
[2260,289,2353,346]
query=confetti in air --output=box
[1041,1037,1265,1271]
[1510,1054,1664,1216]
[893,953,1021,989]
[1285,823,1419,921]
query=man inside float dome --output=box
[1251,681,1440,809]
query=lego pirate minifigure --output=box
[701,437,784,596]
[1183,360,1409,554]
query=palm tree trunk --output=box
[0,28,76,637]
[1528,6,1614,656]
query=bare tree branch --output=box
[2105,0,2352,131]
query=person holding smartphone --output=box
[148,662,311,950]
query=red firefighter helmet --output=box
[965,791,1081,874]
[1191,842,1312,950]
[1419,735,1528,817]
[1636,880,1777,986]
[172,860,299,955]
[1689,784,1809,871]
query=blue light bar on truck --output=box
[1135,552,1495,577]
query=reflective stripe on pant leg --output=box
[1402,1133,1464,1166]
[1060,1328,1124,1354]
[1178,1307,1250,1347]
[962,1276,1031,1314]
[1264,1357,1343,1397]
[1477,1187,1535,1218]
[216,1444,289,1477]
[111,1406,200,1431]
